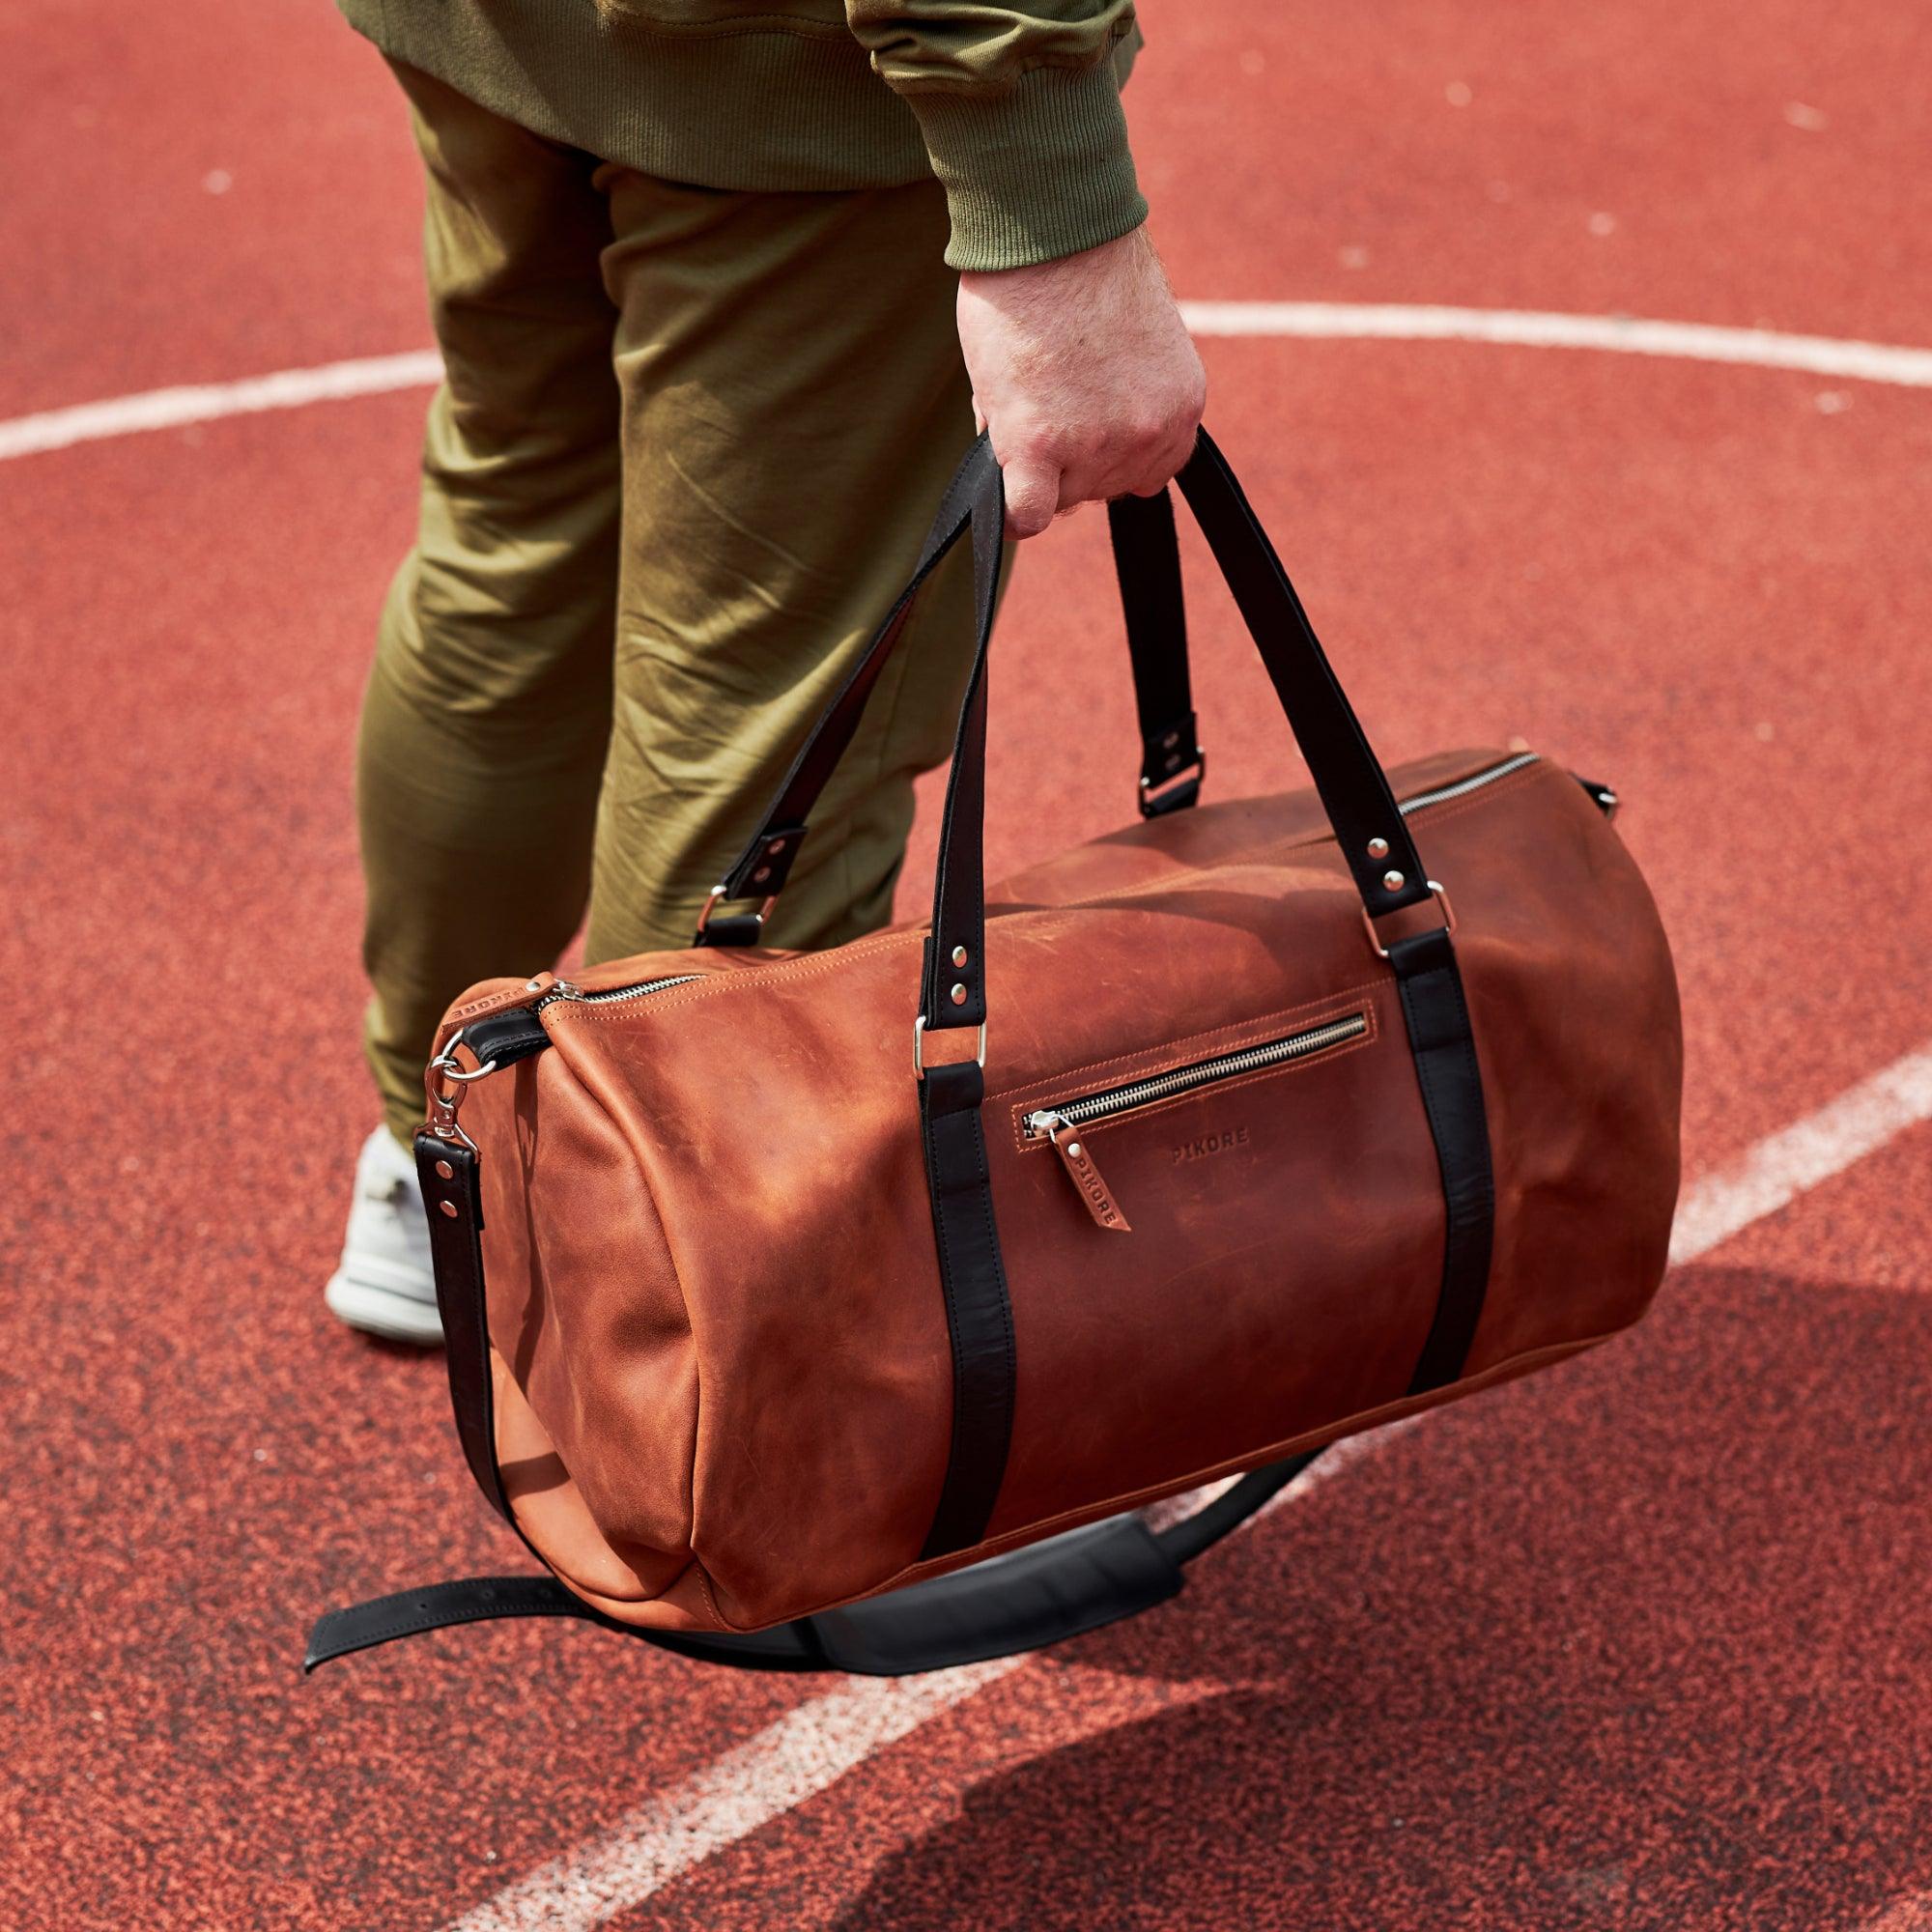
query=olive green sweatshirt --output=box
[339,0,1147,271]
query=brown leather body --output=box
[440,744,1682,1634]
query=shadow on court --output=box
[827,1264,1932,1931]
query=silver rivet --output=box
[752,866,771,884]
[524,977,544,991]
[1382,868,1406,892]
[435,1159,454,1180]
[1367,837,1389,860]
[1066,1142,1084,1160]
[768,838,786,856]
[950,982,968,1007]
[439,1200,458,1219]
[952,944,968,968]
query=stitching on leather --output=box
[335,1603,569,1648]
[693,1561,724,1629]
[560,757,1541,1028]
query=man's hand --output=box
[956,226,1207,539]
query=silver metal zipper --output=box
[1397,751,1539,817]
[536,974,700,1009]
[1024,1011,1367,1141]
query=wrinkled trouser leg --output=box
[357,60,977,1145]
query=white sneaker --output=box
[324,1126,443,1346]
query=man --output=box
[323,0,1208,1343]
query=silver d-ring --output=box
[424,1037,500,1151]
[696,883,779,938]
[1362,879,1455,961]
[432,1055,499,1085]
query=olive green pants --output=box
[359,62,980,1145]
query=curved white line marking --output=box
[443,1662,1024,1932]
[0,350,443,462]
[1180,301,1932,386]
[4,305,1931,464]
[440,1042,1932,1932]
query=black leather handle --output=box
[1108,491,1204,816]
[916,453,1006,1034]
[700,440,999,926]
[699,440,1199,938]
[1175,434,1430,911]
[920,427,1435,1038]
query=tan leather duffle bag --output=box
[307,433,1681,1677]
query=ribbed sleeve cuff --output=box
[909,58,1150,272]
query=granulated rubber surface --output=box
[2,1,1927,1925]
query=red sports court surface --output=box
[3,2,1929,1927]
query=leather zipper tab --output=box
[433,973,560,1057]
[1050,1119,1132,1233]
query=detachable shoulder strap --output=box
[303,1451,1324,1676]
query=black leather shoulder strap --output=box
[413,1133,512,1525]
[304,1452,1322,1677]
[1386,928,1496,1391]
[917,1057,1017,1559]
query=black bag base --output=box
[304,1450,1321,1678]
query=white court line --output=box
[0,350,442,461]
[4,304,1931,464]
[1861,1893,1932,1932]
[1667,1044,1932,1264]
[440,1042,1932,1932]
[1179,302,1932,387]
[442,1662,1022,1932]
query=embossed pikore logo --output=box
[1172,1124,1250,1163]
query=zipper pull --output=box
[1044,1117,1132,1233]
[439,971,561,1038]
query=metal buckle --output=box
[913,1014,987,1079]
[696,883,778,939]
[1362,880,1455,960]
[422,1029,497,1152]
[1138,750,1206,820]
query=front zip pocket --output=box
[1021,1011,1368,1231]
